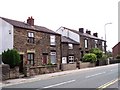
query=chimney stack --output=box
[93,33,98,37]
[79,28,84,33]
[86,30,91,35]
[27,16,34,26]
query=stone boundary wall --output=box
[25,65,59,76]
[0,64,10,81]
[80,62,95,69]
[62,63,76,71]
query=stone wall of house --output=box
[14,27,61,69]
[61,43,80,63]
[61,63,76,71]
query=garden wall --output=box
[24,65,59,76]
[80,62,95,69]
[61,63,76,71]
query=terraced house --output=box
[57,26,106,61]
[0,17,61,75]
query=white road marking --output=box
[43,80,76,88]
[85,72,106,78]
[111,70,113,71]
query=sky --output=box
[0,0,119,51]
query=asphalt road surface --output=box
[2,64,119,90]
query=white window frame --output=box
[102,42,105,52]
[95,40,98,48]
[69,56,74,63]
[50,35,56,45]
[28,32,34,38]
[85,39,88,48]
[50,52,56,64]
[68,44,73,49]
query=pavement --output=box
[0,64,119,88]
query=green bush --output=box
[90,48,103,60]
[101,53,108,60]
[116,55,120,59]
[2,49,21,68]
[83,53,97,63]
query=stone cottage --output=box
[0,16,61,76]
[61,36,80,70]
[56,26,106,61]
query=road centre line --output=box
[43,79,76,88]
[85,72,106,78]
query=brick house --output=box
[61,36,80,70]
[0,17,61,74]
[112,42,120,58]
[56,26,106,61]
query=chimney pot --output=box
[93,33,98,37]
[86,30,91,35]
[79,28,84,33]
[27,16,34,26]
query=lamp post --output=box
[104,22,112,53]
[104,22,112,41]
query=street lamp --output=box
[104,22,112,53]
[104,22,112,41]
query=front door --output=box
[19,55,23,73]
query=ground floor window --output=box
[50,52,56,64]
[69,56,74,63]
[27,53,34,66]
[62,57,67,64]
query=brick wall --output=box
[112,42,120,58]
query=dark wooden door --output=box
[43,55,47,64]
[19,55,23,73]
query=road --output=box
[2,64,119,90]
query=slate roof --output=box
[0,17,60,35]
[62,27,105,41]
[61,36,80,45]
[112,42,120,49]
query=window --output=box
[68,44,73,49]
[95,40,98,48]
[84,39,88,48]
[102,42,105,52]
[50,52,56,64]
[27,53,34,66]
[69,56,74,63]
[28,32,35,43]
[50,35,55,45]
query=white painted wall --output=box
[56,27,80,43]
[0,18,14,54]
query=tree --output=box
[90,48,103,60]
[83,53,97,63]
[2,49,21,68]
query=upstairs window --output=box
[28,32,35,43]
[50,35,55,45]
[84,39,88,48]
[102,42,105,52]
[95,40,98,48]
[68,44,73,49]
